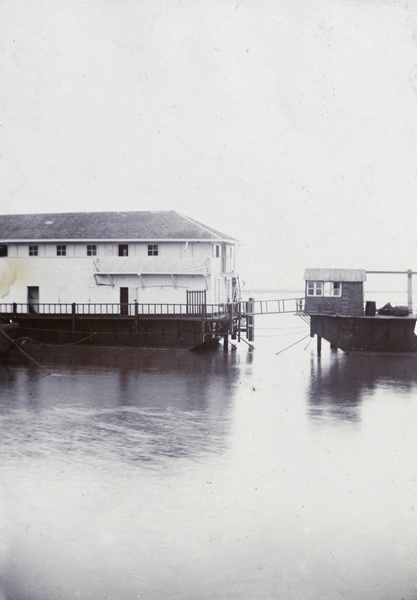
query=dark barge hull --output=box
[310,314,417,354]
[7,314,230,351]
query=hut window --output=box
[307,281,323,296]
[324,282,342,296]
[0,245,8,257]
[332,282,341,296]
[29,245,38,256]
[56,245,66,256]
[148,244,158,256]
[87,244,97,256]
[119,244,128,257]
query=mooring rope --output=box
[60,332,98,346]
[0,328,53,375]
[275,334,311,356]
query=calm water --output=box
[1,313,417,600]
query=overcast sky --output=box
[1,0,417,290]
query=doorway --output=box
[27,286,39,314]
[120,287,129,315]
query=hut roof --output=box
[304,268,366,282]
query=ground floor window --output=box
[56,245,66,256]
[0,245,8,257]
[148,244,158,256]
[87,244,97,256]
[29,245,38,256]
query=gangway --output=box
[233,297,305,343]
[244,297,304,316]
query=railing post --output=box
[72,303,76,342]
[13,302,17,319]
[134,300,139,334]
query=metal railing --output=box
[0,302,230,318]
[0,298,304,319]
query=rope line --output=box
[0,328,52,375]
[275,334,311,356]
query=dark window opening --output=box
[0,245,8,257]
[87,244,97,256]
[148,244,158,256]
[119,244,128,257]
[29,245,38,256]
[57,245,66,256]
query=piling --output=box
[247,297,255,342]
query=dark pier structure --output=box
[1,298,257,351]
[1,296,302,352]
[303,268,417,355]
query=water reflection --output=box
[0,346,245,468]
[2,343,417,600]
[307,350,417,424]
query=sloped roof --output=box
[304,268,366,282]
[0,211,239,242]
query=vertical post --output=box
[229,302,235,340]
[13,302,17,319]
[247,297,255,342]
[72,302,76,342]
[317,335,322,356]
[407,270,413,314]
[201,302,206,344]
[134,300,139,334]
[237,301,241,342]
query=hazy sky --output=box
[1,0,417,289]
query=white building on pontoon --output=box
[0,211,241,310]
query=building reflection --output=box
[307,351,417,424]
[0,345,243,465]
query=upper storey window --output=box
[119,244,128,257]
[87,244,97,256]
[0,245,8,257]
[29,245,38,256]
[148,244,158,256]
[57,245,66,256]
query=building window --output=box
[0,245,8,257]
[57,245,66,256]
[148,244,158,256]
[29,245,38,256]
[87,244,97,256]
[119,244,128,257]
[324,282,342,297]
[307,281,323,296]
